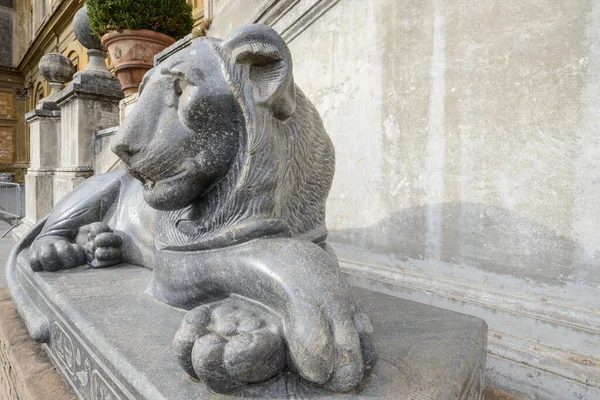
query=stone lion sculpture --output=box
[8,24,377,394]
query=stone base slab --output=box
[16,254,487,399]
[0,287,76,400]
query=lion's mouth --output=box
[128,168,156,190]
[128,167,189,191]
[141,173,156,190]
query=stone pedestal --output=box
[13,54,75,241]
[0,287,76,400]
[23,171,54,225]
[13,109,61,239]
[14,254,487,400]
[53,74,122,204]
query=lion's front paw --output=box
[75,222,123,268]
[282,292,378,393]
[173,298,285,393]
[29,238,87,272]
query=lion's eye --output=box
[174,78,184,96]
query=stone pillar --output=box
[22,109,60,226]
[13,54,75,239]
[52,6,123,204]
[52,80,122,203]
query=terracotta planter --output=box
[101,30,176,95]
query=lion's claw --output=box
[75,222,123,268]
[28,222,123,272]
[174,298,285,393]
[282,292,377,393]
[29,239,86,272]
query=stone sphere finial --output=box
[72,5,115,79]
[73,6,103,51]
[39,53,76,94]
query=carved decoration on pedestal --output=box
[50,320,125,399]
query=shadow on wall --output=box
[328,202,599,287]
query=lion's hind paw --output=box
[173,298,286,393]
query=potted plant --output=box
[87,0,194,95]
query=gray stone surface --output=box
[15,256,486,399]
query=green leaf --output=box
[87,0,194,39]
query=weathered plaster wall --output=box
[289,0,600,299]
[208,0,599,398]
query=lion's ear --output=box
[222,24,296,120]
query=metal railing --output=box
[0,182,24,237]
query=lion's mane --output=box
[157,39,335,250]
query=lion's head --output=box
[112,25,335,250]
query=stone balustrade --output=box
[13,7,123,240]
